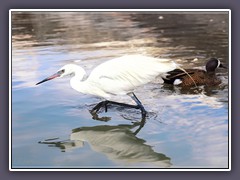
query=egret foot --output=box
[91,101,108,113]
[90,99,147,119]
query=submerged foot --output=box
[90,100,147,120]
[91,101,109,113]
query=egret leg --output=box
[91,100,140,113]
[128,92,147,119]
[105,100,140,109]
[91,101,108,113]
[91,95,147,119]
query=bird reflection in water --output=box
[162,82,228,96]
[39,117,171,167]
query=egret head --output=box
[36,64,86,85]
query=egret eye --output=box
[58,69,65,74]
[56,69,65,76]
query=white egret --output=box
[36,54,179,118]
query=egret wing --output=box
[87,55,177,94]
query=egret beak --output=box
[36,70,63,85]
[219,63,227,69]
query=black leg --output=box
[91,101,107,113]
[106,100,140,109]
[90,93,147,119]
[91,100,141,113]
[91,100,115,114]
[128,92,147,119]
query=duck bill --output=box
[36,71,61,85]
[219,63,227,69]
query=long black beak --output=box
[219,63,227,69]
[36,70,63,85]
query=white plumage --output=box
[71,55,177,98]
[36,54,178,118]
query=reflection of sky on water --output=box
[12,79,228,168]
[11,12,229,169]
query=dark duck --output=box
[163,58,227,87]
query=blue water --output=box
[11,11,229,169]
